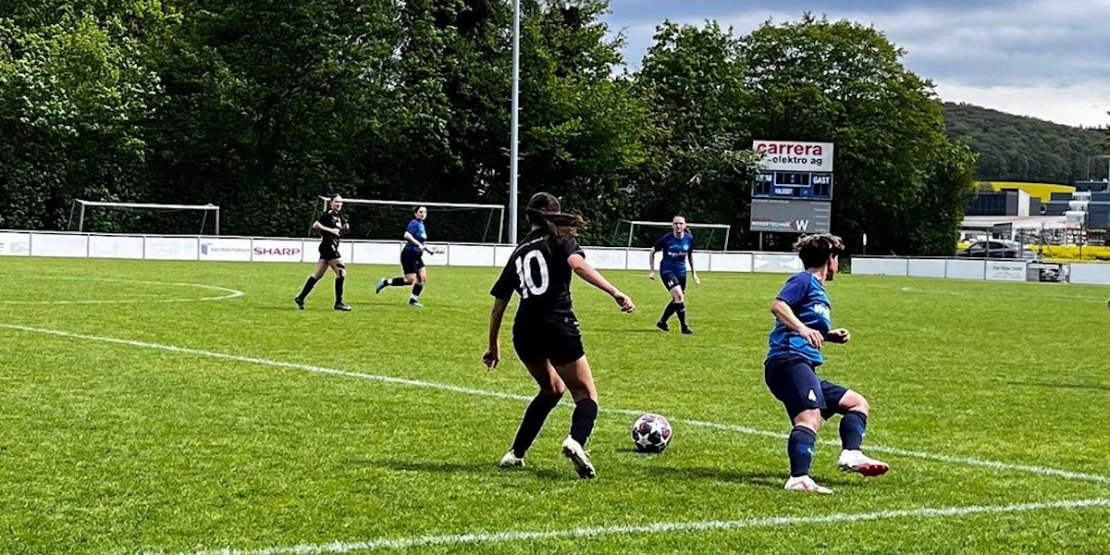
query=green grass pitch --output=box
[1,257,1108,554]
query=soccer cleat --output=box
[784,475,833,494]
[561,436,596,479]
[334,303,353,312]
[375,278,388,294]
[838,449,890,477]
[499,449,525,468]
[656,321,669,332]
[408,299,424,308]
[681,326,693,335]
[294,297,305,310]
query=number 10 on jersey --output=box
[515,251,549,298]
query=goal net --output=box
[612,219,732,251]
[313,197,506,243]
[67,200,220,235]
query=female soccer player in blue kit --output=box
[764,233,888,494]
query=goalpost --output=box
[315,197,506,243]
[67,200,221,235]
[615,219,732,251]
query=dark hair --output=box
[329,193,342,201]
[525,192,587,242]
[413,205,425,215]
[794,233,845,269]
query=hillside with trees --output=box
[943,102,1107,184]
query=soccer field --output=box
[1,258,1108,554]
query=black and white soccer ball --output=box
[631,413,672,453]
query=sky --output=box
[602,0,1110,128]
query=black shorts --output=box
[401,249,425,274]
[764,355,849,421]
[512,314,585,366]
[661,271,687,292]
[319,244,341,261]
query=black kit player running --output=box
[294,194,352,311]
[482,192,635,479]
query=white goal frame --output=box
[68,200,221,235]
[621,219,731,251]
[317,197,506,243]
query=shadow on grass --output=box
[347,458,563,480]
[1002,380,1110,393]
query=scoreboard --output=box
[750,140,834,234]
[751,170,834,200]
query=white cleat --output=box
[561,436,597,479]
[838,449,890,477]
[499,449,525,468]
[784,475,833,494]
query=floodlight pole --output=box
[509,0,521,245]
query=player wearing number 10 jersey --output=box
[483,192,635,479]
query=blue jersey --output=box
[404,219,426,253]
[767,272,832,365]
[654,232,694,275]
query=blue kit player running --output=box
[376,206,434,307]
[765,234,888,494]
[648,215,700,334]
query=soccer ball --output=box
[631,413,672,453]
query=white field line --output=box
[140,498,1110,555]
[2,323,1109,488]
[0,277,243,305]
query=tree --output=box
[739,14,976,254]
[633,21,760,249]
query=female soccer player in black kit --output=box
[483,192,635,479]
[294,194,352,311]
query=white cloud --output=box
[606,0,1110,127]
[936,83,1109,128]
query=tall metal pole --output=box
[509,0,521,245]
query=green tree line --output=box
[0,2,975,255]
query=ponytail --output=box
[525,192,587,243]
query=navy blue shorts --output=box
[661,272,687,292]
[764,356,849,421]
[401,249,425,274]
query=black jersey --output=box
[491,229,584,320]
[317,209,344,251]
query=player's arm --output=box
[568,254,634,313]
[648,239,664,279]
[687,247,700,285]
[312,220,341,236]
[482,297,509,369]
[402,231,433,254]
[770,299,823,348]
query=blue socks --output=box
[840,411,868,451]
[788,425,817,477]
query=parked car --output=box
[955,240,1035,259]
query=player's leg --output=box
[828,386,889,477]
[295,259,329,308]
[328,258,351,311]
[656,274,681,331]
[409,264,427,307]
[765,357,832,493]
[377,252,417,293]
[501,359,567,467]
[673,275,692,334]
[552,355,599,479]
